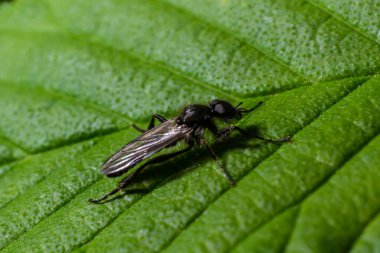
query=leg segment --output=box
[200,138,236,186]
[132,124,146,133]
[89,144,192,203]
[218,125,291,143]
[247,101,264,112]
[132,114,168,133]
[238,101,264,113]
[148,114,167,129]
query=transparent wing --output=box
[102,120,192,177]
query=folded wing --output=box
[102,120,192,177]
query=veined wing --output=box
[102,119,192,177]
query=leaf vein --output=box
[0,127,129,211]
[157,0,310,81]
[307,0,380,44]
[231,132,380,252]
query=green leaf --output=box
[0,0,379,252]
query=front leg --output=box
[205,120,219,137]
[218,125,291,143]
[200,138,236,186]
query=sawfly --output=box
[89,100,290,203]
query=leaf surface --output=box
[0,0,379,252]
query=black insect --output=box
[89,100,290,203]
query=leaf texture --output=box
[0,0,379,252]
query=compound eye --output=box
[214,103,225,115]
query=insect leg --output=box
[148,114,167,130]
[206,120,219,137]
[234,101,243,108]
[218,125,291,143]
[132,124,146,133]
[118,145,192,189]
[89,145,193,204]
[238,101,264,113]
[200,138,236,186]
[132,114,168,133]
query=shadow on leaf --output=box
[107,125,285,202]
